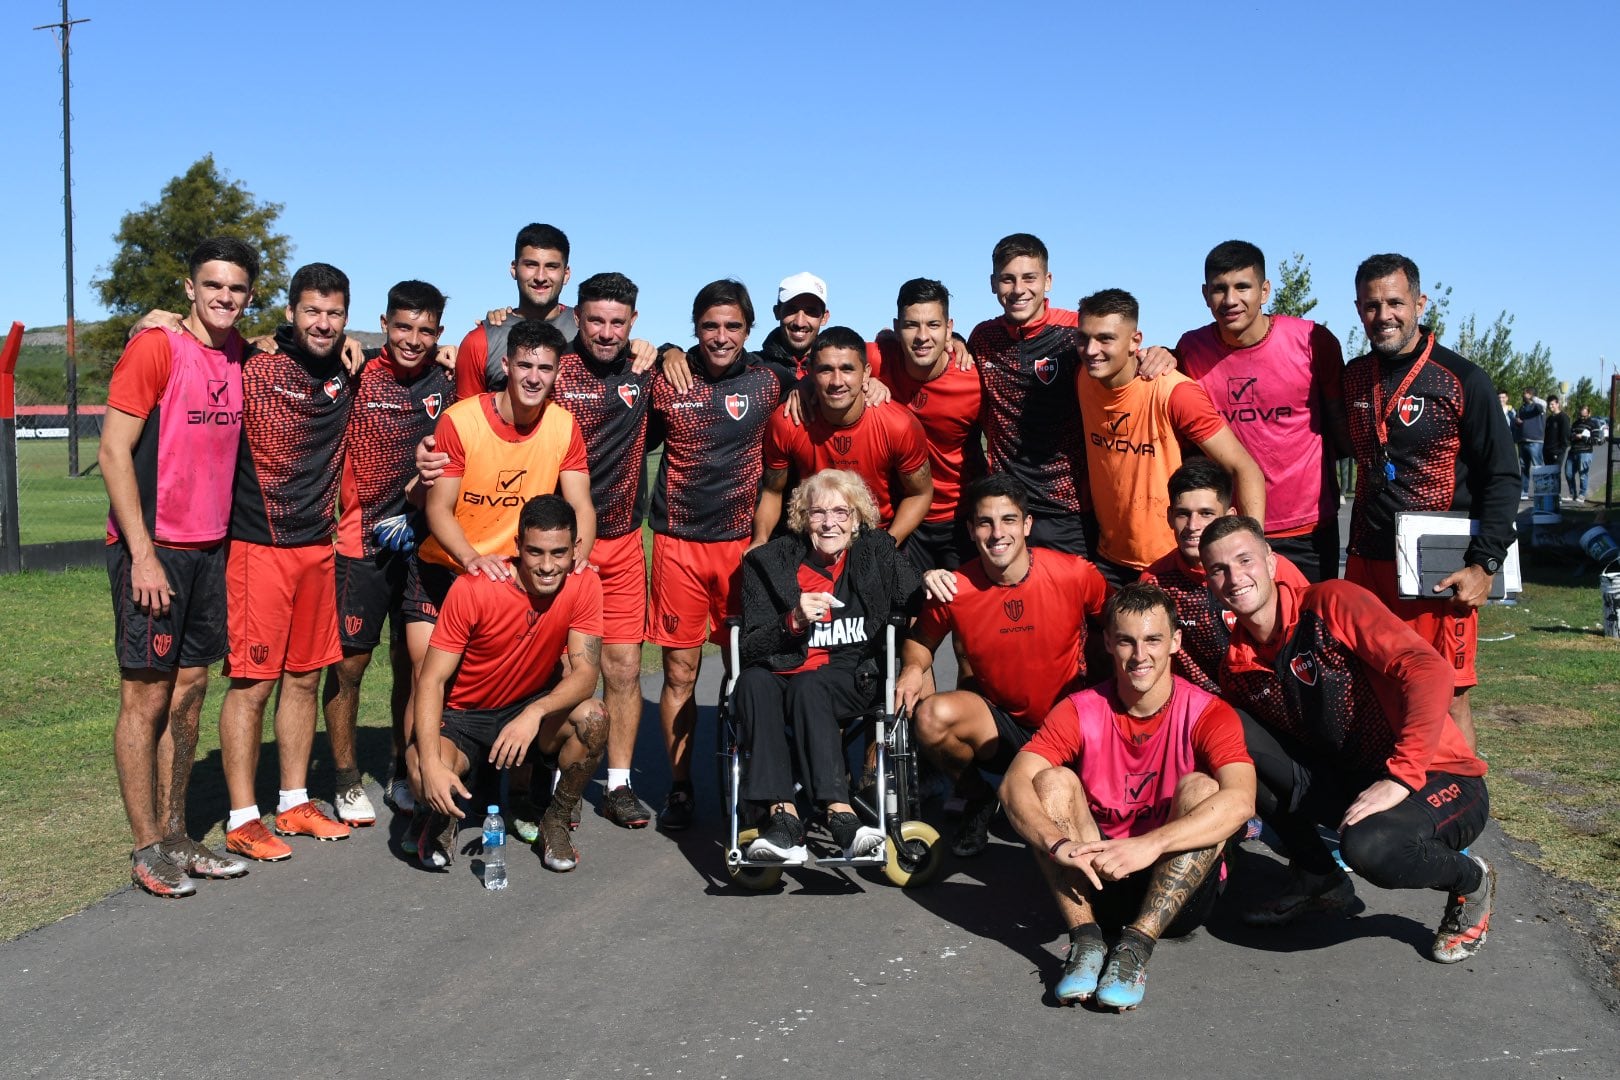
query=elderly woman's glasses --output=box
[808,506,852,522]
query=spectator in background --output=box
[1568,404,1600,501]
[1498,391,1515,433]
[1515,388,1546,499]
[1544,396,1570,501]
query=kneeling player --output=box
[413,496,607,874]
[1003,584,1255,1010]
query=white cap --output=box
[777,272,828,307]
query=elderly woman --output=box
[736,469,922,863]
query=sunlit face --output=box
[511,246,570,311]
[185,260,253,337]
[1356,272,1427,358]
[514,525,576,598]
[811,346,866,417]
[970,494,1031,573]
[992,256,1051,325]
[379,307,442,371]
[774,294,828,354]
[287,289,348,359]
[1202,267,1271,343]
[502,345,560,411]
[1106,606,1181,696]
[1202,529,1277,619]
[696,304,750,371]
[1168,488,1233,562]
[1078,312,1142,385]
[578,299,637,363]
[805,488,855,558]
[895,301,953,368]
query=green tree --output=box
[1567,376,1603,417]
[86,155,291,373]
[1451,311,1555,395]
[1267,252,1318,318]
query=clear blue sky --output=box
[4,1,1617,392]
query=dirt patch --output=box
[1504,767,1587,797]
[1482,703,1599,729]
[1545,803,1616,837]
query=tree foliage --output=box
[1267,253,1318,318]
[1567,376,1603,417]
[86,155,291,372]
[1452,311,1555,397]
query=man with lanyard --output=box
[1341,254,1518,751]
[1002,583,1255,1010]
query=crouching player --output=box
[1002,583,1256,1010]
[413,495,607,874]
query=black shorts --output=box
[1268,517,1341,584]
[980,697,1035,775]
[107,541,228,671]
[1091,554,1141,590]
[439,694,543,761]
[1027,511,1094,559]
[904,517,975,574]
[336,550,410,652]
[402,556,458,625]
[1089,857,1223,938]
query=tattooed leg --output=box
[1131,772,1224,940]
[1030,767,1105,928]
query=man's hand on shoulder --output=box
[922,569,959,602]
[1135,345,1178,380]
[464,554,514,581]
[128,309,185,341]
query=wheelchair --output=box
[715,617,945,890]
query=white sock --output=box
[607,768,631,790]
[550,769,561,794]
[227,806,260,832]
[277,788,308,813]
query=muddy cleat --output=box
[1432,855,1495,963]
[160,837,248,880]
[131,843,197,898]
[826,810,883,859]
[273,800,351,842]
[418,810,457,870]
[601,785,653,829]
[538,809,579,872]
[226,819,292,862]
[384,779,416,815]
[951,793,1000,858]
[1055,934,1108,1004]
[334,783,377,827]
[746,811,808,865]
[1243,866,1360,926]
[1096,935,1153,1011]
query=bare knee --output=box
[1173,771,1219,813]
[913,696,951,748]
[570,700,609,754]
[662,650,699,696]
[1033,767,1083,815]
[600,645,640,693]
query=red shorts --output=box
[225,539,343,678]
[588,531,648,645]
[1344,553,1477,689]
[646,533,745,648]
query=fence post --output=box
[0,322,24,573]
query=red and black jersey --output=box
[555,341,654,540]
[648,353,783,542]
[336,350,454,558]
[1343,332,1519,565]
[763,402,929,528]
[453,308,579,401]
[875,340,984,523]
[1219,579,1485,791]
[968,307,1088,519]
[232,326,354,547]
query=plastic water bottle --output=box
[482,805,508,891]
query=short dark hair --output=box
[188,237,260,286]
[507,318,567,359]
[1104,581,1178,631]
[1548,394,1560,405]
[991,233,1048,273]
[896,278,951,317]
[1204,240,1266,283]
[385,280,446,322]
[576,271,638,310]
[965,472,1029,518]
[518,493,577,539]
[1167,458,1234,507]
[288,262,351,309]
[1198,514,1268,554]
[1079,288,1139,323]
[691,279,755,334]
[1355,253,1421,295]
[514,223,569,263]
[811,325,867,365]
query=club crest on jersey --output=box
[725,393,749,421]
[422,393,443,420]
[526,610,541,627]
[1222,609,1237,631]
[323,376,344,401]
[1033,356,1057,385]
[914,389,929,407]
[249,644,270,666]
[832,435,853,455]
[152,633,172,657]
[618,384,640,408]
[344,615,364,637]
[662,613,680,635]
[1003,598,1025,622]
[1289,652,1320,686]
[1397,395,1424,426]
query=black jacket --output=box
[1545,410,1571,459]
[739,527,921,673]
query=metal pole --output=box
[1,323,25,574]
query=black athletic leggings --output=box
[1240,712,1488,894]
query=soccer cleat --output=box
[601,785,653,829]
[1243,866,1359,926]
[334,783,377,827]
[273,800,351,841]
[226,819,292,862]
[1432,855,1496,963]
[950,792,1000,858]
[1096,937,1152,1011]
[1055,934,1108,1004]
[747,811,808,865]
[658,788,695,832]
[418,810,457,870]
[509,795,543,845]
[384,779,416,815]
[131,844,197,898]
[159,837,248,880]
[538,809,578,872]
[826,810,883,859]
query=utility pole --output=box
[35,1,90,478]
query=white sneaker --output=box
[335,783,377,827]
[846,825,885,860]
[385,779,416,815]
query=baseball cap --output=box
[777,272,828,307]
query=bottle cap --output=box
[487,805,499,814]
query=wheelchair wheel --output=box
[727,828,785,891]
[883,820,943,889]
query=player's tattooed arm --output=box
[573,634,603,671]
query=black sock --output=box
[1117,925,1157,960]
[334,767,361,790]
[1068,923,1105,948]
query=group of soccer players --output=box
[103,223,1517,1009]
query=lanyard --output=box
[1371,334,1435,450]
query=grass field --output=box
[12,438,108,545]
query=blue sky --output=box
[4,1,1617,392]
